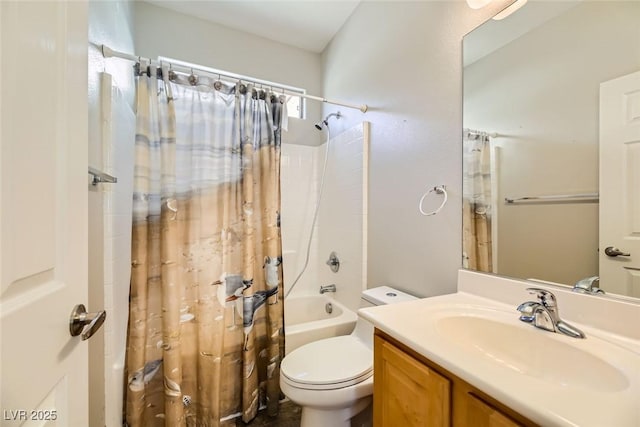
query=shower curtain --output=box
[462,131,493,272]
[125,67,285,427]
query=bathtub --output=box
[284,294,357,354]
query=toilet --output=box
[280,286,417,427]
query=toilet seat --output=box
[281,335,372,390]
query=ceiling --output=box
[143,0,361,53]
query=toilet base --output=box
[300,396,372,427]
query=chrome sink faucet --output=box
[319,284,336,294]
[573,276,604,295]
[517,288,585,339]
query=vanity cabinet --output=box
[373,331,538,427]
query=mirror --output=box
[462,1,640,298]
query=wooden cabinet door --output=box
[461,392,523,427]
[374,335,450,427]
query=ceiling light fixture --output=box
[465,0,492,10]
[492,0,528,20]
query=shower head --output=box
[314,111,342,130]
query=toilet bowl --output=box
[280,286,417,427]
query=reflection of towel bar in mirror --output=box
[464,128,500,139]
[505,193,599,204]
[88,167,118,186]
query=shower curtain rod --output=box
[101,45,368,113]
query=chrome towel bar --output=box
[505,193,598,204]
[88,167,117,186]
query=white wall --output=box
[464,1,640,285]
[88,1,136,426]
[321,1,507,298]
[133,1,323,147]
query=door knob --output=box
[69,304,106,340]
[604,246,631,257]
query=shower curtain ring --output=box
[188,68,198,86]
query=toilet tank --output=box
[354,286,417,347]
[360,285,417,308]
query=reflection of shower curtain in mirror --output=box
[125,67,285,426]
[463,132,493,272]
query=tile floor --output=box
[222,401,302,427]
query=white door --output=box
[1,1,89,426]
[599,70,640,297]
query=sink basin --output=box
[360,291,640,427]
[436,314,629,392]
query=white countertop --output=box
[359,291,640,427]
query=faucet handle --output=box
[516,301,539,323]
[526,288,557,307]
[573,276,604,294]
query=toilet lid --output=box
[281,336,372,388]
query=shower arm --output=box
[315,112,342,130]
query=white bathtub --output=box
[284,294,357,354]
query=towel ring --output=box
[418,185,448,216]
